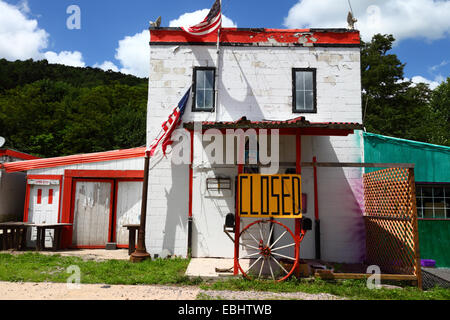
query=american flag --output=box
[181,0,222,36]
[148,89,191,157]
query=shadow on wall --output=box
[161,161,189,257]
[308,135,366,263]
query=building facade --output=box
[146,28,365,263]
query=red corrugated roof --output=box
[1,147,146,173]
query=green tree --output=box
[429,78,450,146]
[361,34,442,144]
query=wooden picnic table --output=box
[123,224,140,255]
[0,222,32,251]
[31,223,72,251]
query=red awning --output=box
[1,147,146,173]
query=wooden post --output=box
[130,151,151,262]
[409,168,422,289]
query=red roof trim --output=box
[0,149,40,161]
[150,28,360,46]
[2,147,146,173]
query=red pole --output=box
[234,133,245,275]
[295,130,302,274]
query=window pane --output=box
[296,72,304,91]
[423,208,434,218]
[434,209,446,219]
[417,207,423,218]
[304,72,313,91]
[196,70,205,89]
[296,92,305,110]
[204,70,214,89]
[416,197,423,208]
[305,91,314,110]
[422,187,433,197]
[434,187,444,197]
[196,90,205,109]
[445,186,450,195]
[204,89,214,109]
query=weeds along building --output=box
[146,27,365,261]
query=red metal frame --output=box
[60,170,144,248]
[23,175,63,223]
[0,149,40,161]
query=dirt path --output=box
[0,281,344,300]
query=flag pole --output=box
[130,150,151,262]
[214,0,222,121]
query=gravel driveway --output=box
[0,281,344,300]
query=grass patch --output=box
[199,277,450,300]
[1,253,449,300]
[0,253,200,286]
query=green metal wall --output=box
[363,132,450,182]
[363,131,450,267]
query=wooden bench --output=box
[123,224,140,255]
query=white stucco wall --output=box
[147,38,365,262]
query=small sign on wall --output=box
[28,179,60,186]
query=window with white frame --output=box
[416,184,450,219]
[193,67,215,112]
[293,68,316,113]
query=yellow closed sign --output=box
[238,174,302,218]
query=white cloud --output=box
[0,0,48,60]
[114,29,149,78]
[0,0,86,68]
[44,51,85,68]
[408,75,441,90]
[284,0,450,42]
[93,60,119,72]
[169,9,237,28]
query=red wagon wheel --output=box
[237,219,299,282]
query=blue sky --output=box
[0,0,449,88]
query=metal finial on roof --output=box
[150,16,161,28]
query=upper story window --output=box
[416,184,450,219]
[193,67,215,112]
[292,68,317,113]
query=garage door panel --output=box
[115,181,142,245]
[72,181,112,247]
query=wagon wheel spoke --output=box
[269,230,287,250]
[268,258,275,280]
[258,258,266,278]
[267,223,274,246]
[270,242,295,252]
[248,231,260,246]
[271,251,296,261]
[270,255,289,275]
[239,251,261,260]
[239,242,259,251]
[245,256,263,275]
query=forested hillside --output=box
[0,59,148,157]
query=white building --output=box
[146,27,365,266]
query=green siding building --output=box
[364,132,450,268]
